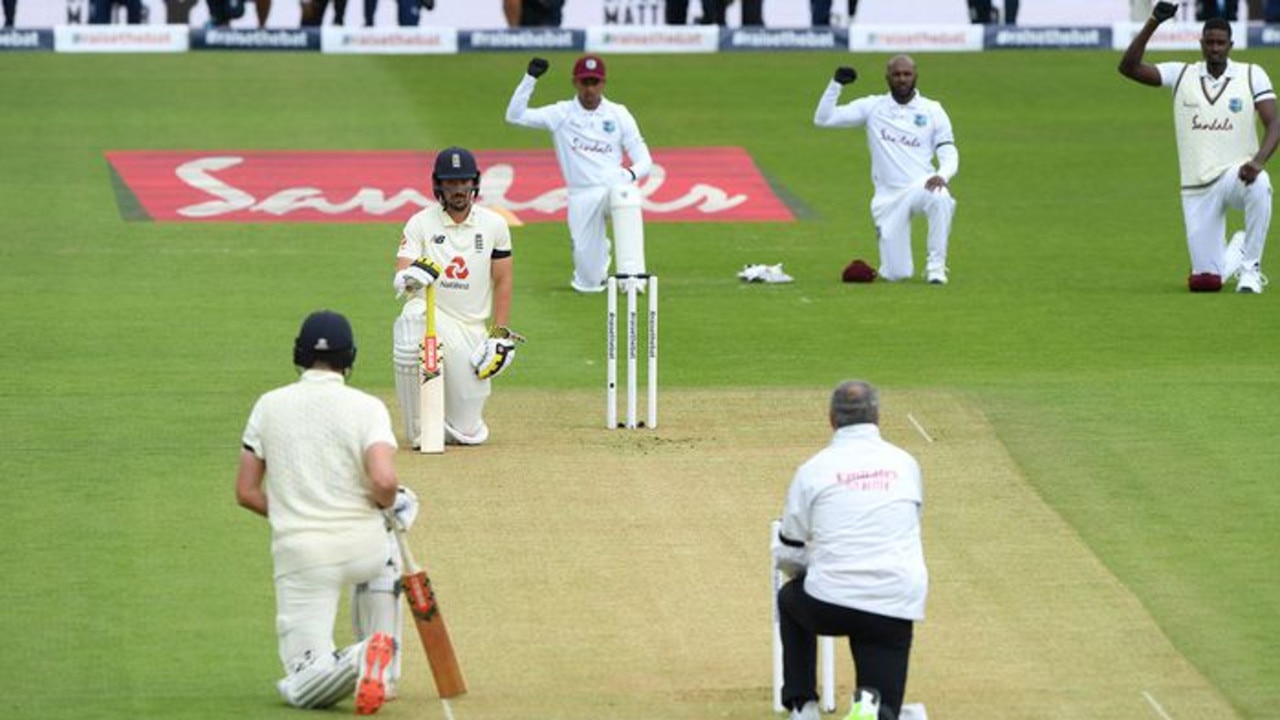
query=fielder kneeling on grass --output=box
[775,380,927,720]
[392,146,523,447]
[1118,3,1278,293]
[235,310,421,715]
[816,57,959,286]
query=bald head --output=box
[885,55,918,103]
[886,55,916,73]
[830,380,880,428]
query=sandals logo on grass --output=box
[105,148,796,224]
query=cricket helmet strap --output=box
[432,146,481,203]
[293,310,358,370]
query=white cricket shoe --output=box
[1224,231,1245,280]
[1236,263,1269,294]
[790,700,821,720]
[926,267,948,285]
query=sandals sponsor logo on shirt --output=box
[104,148,795,223]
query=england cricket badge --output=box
[1230,98,1244,113]
[474,233,484,252]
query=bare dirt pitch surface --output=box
[381,388,1236,720]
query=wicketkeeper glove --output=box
[469,325,527,380]
[528,57,549,79]
[1152,1,1178,21]
[393,257,442,297]
[833,66,858,85]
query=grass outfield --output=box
[1,49,1277,719]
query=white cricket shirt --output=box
[506,75,653,189]
[397,203,512,325]
[1158,60,1275,189]
[815,81,957,192]
[242,370,398,578]
[779,423,927,621]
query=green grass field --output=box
[2,48,1278,719]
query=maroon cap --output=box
[573,55,606,80]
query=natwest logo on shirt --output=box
[105,148,795,224]
[443,257,469,282]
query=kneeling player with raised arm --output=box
[815,56,959,285]
[1119,3,1278,293]
[392,146,523,448]
[506,54,653,294]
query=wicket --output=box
[770,519,836,713]
[606,274,658,429]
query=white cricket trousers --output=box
[275,550,387,672]
[871,184,956,282]
[568,185,613,289]
[1181,168,1272,275]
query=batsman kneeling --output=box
[392,146,521,449]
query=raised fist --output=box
[833,66,858,85]
[1152,1,1178,22]
[528,57,549,79]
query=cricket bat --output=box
[389,513,467,698]
[418,283,445,454]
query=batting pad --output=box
[393,301,427,444]
[351,553,404,687]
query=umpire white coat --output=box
[777,423,928,622]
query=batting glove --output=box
[833,66,858,85]
[527,57,549,79]
[1152,1,1177,21]
[391,487,420,530]
[393,257,442,297]
[469,326,526,380]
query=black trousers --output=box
[90,0,142,23]
[779,575,914,717]
[665,0,759,25]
